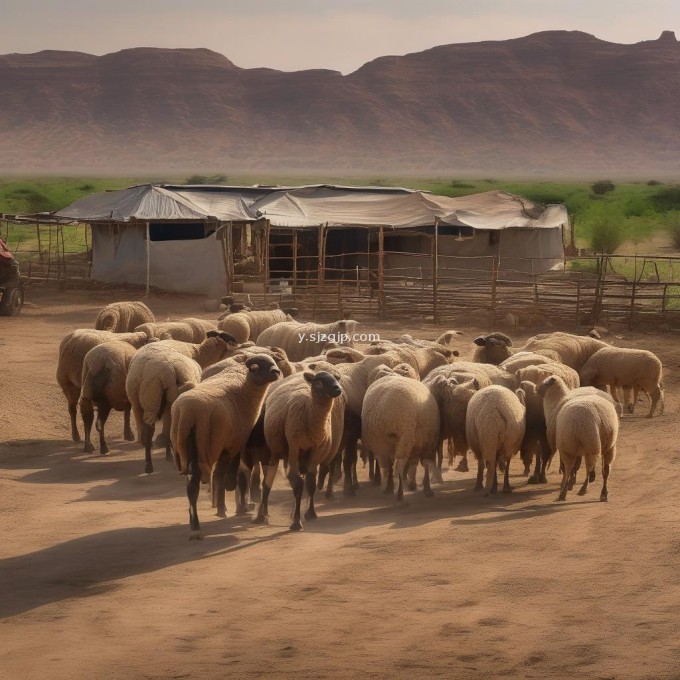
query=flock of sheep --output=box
[55,299,665,538]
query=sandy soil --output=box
[1,288,679,680]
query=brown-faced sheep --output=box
[256,319,358,361]
[466,385,526,495]
[170,354,281,538]
[361,365,440,502]
[95,301,155,332]
[260,370,345,530]
[579,346,664,417]
[80,342,137,455]
[57,329,150,442]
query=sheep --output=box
[466,385,526,495]
[472,332,514,365]
[135,318,216,343]
[170,354,282,538]
[361,365,440,502]
[125,330,240,473]
[260,369,345,530]
[201,345,294,381]
[519,331,608,371]
[436,330,465,346]
[57,329,150,443]
[364,342,455,375]
[95,301,155,332]
[537,375,621,489]
[182,317,218,338]
[579,346,664,417]
[218,309,291,344]
[80,341,137,455]
[500,351,558,373]
[515,362,580,391]
[517,380,552,484]
[540,376,619,502]
[423,373,479,482]
[256,319,358,361]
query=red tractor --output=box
[0,238,24,316]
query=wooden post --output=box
[60,225,67,278]
[221,223,230,294]
[490,255,498,330]
[629,278,637,330]
[46,225,52,282]
[145,221,151,297]
[264,219,271,297]
[378,225,385,318]
[662,283,668,316]
[432,217,439,324]
[575,279,581,328]
[226,221,234,294]
[292,230,298,294]
[318,223,325,284]
[36,221,43,264]
[337,280,342,316]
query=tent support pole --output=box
[318,223,325,284]
[490,255,498,331]
[378,225,385,318]
[226,221,234,294]
[292,230,298,294]
[433,218,439,324]
[264,219,270,298]
[145,221,150,297]
[36,220,42,264]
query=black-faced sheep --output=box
[56,329,150,443]
[260,370,345,530]
[95,301,155,332]
[472,332,514,365]
[466,385,526,495]
[170,354,281,539]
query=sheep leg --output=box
[81,399,95,453]
[455,453,469,472]
[577,467,591,496]
[68,396,81,443]
[235,468,251,515]
[648,386,662,418]
[254,461,279,524]
[600,458,611,502]
[374,459,382,486]
[568,457,580,491]
[288,467,304,532]
[557,455,575,501]
[447,437,454,466]
[367,448,375,482]
[304,469,318,521]
[324,461,335,499]
[383,464,394,494]
[407,462,417,492]
[342,423,360,497]
[502,460,512,493]
[162,410,173,462]
[96,404,112,455]
[123,406,135,441]
[212,454,230,517]
[317,463,330,491]
[422,459,435,498]
[187,458,202,540]
[484,453,497,497]
[250,464,262,503]
[143,423,155,474]
[474,458,484,491]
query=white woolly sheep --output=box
[170,354,282,538]
[260,369,345,530]
[579,346,664,417]
[135,318,216,343]
[57,329,150,443]
[540,375,619,502]
[80,341,137,455]
[201,345,294,381]
[256,319,358,361]
[95,301,155,332]
[361,365,440,502]
[466,385,526,495]
[519,331,608,371]
[500,351,559,373]
[218,309,291,344]
[515,362,580,391]
[472,332,514,365]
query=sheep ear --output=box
[206,330,219,338]
[233,354,248,364]
[473,336,487,346]
[452,350,460,357]
[331,370,342,381]
[303,371,315,383]
[448,377,459,386]
[472,378,480,390]
[217,331,238,345]
[516,388,526,406]
[338,321,347,329]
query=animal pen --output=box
[7,183,680,329]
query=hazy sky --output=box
[3,0,679,73]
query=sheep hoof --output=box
[407,481,417,492]
[455,459,469,472]
[99,445,109,456]
[236,506,250,516]
[527,475,539,485]
[253,514,268,525]
[432,469,444,484]
[72,433,82,443]
[304,509,318,521]
[289,521,303,532]
[189,531,203,541]
[324,490,334,500]
[215,509,227,518]
[556,494,567,502]
[144,464,154,475]
[424,489,435,498]
[154,434,167,447]
[600,494,608,502]
[124,431,135,442]
[83,442,95,453]
[343,486,356,497]
[539,475,548,484]
[502,486,513,494]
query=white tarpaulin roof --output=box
[52,184,567,231]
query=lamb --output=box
[218,309,291,344]
[80,341,137,455]
[260,370,345,530]
[539,376,619,502]
[256,319,358,361]
[579,346,664,417]
[170,354,282,538]
[519,331,608,371]
[95,301,155,332]
[56,329,150,442]
[361,365,440,502]
[465,385,526,495]
[125,330,240,473]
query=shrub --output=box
[77,183,94,192]
[185,174,228,185]
[652,186,680,211]
[449,180,474,189]
[4,187,55,213]
[589,210,624,253]
[591,180,615,195]
[647,180,663,186]
[666,212,680,250]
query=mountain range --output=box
[1,30,679,177]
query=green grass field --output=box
[2,175,680,259]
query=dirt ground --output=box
[1,288,679,680]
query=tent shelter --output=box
[51,184,568,313]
